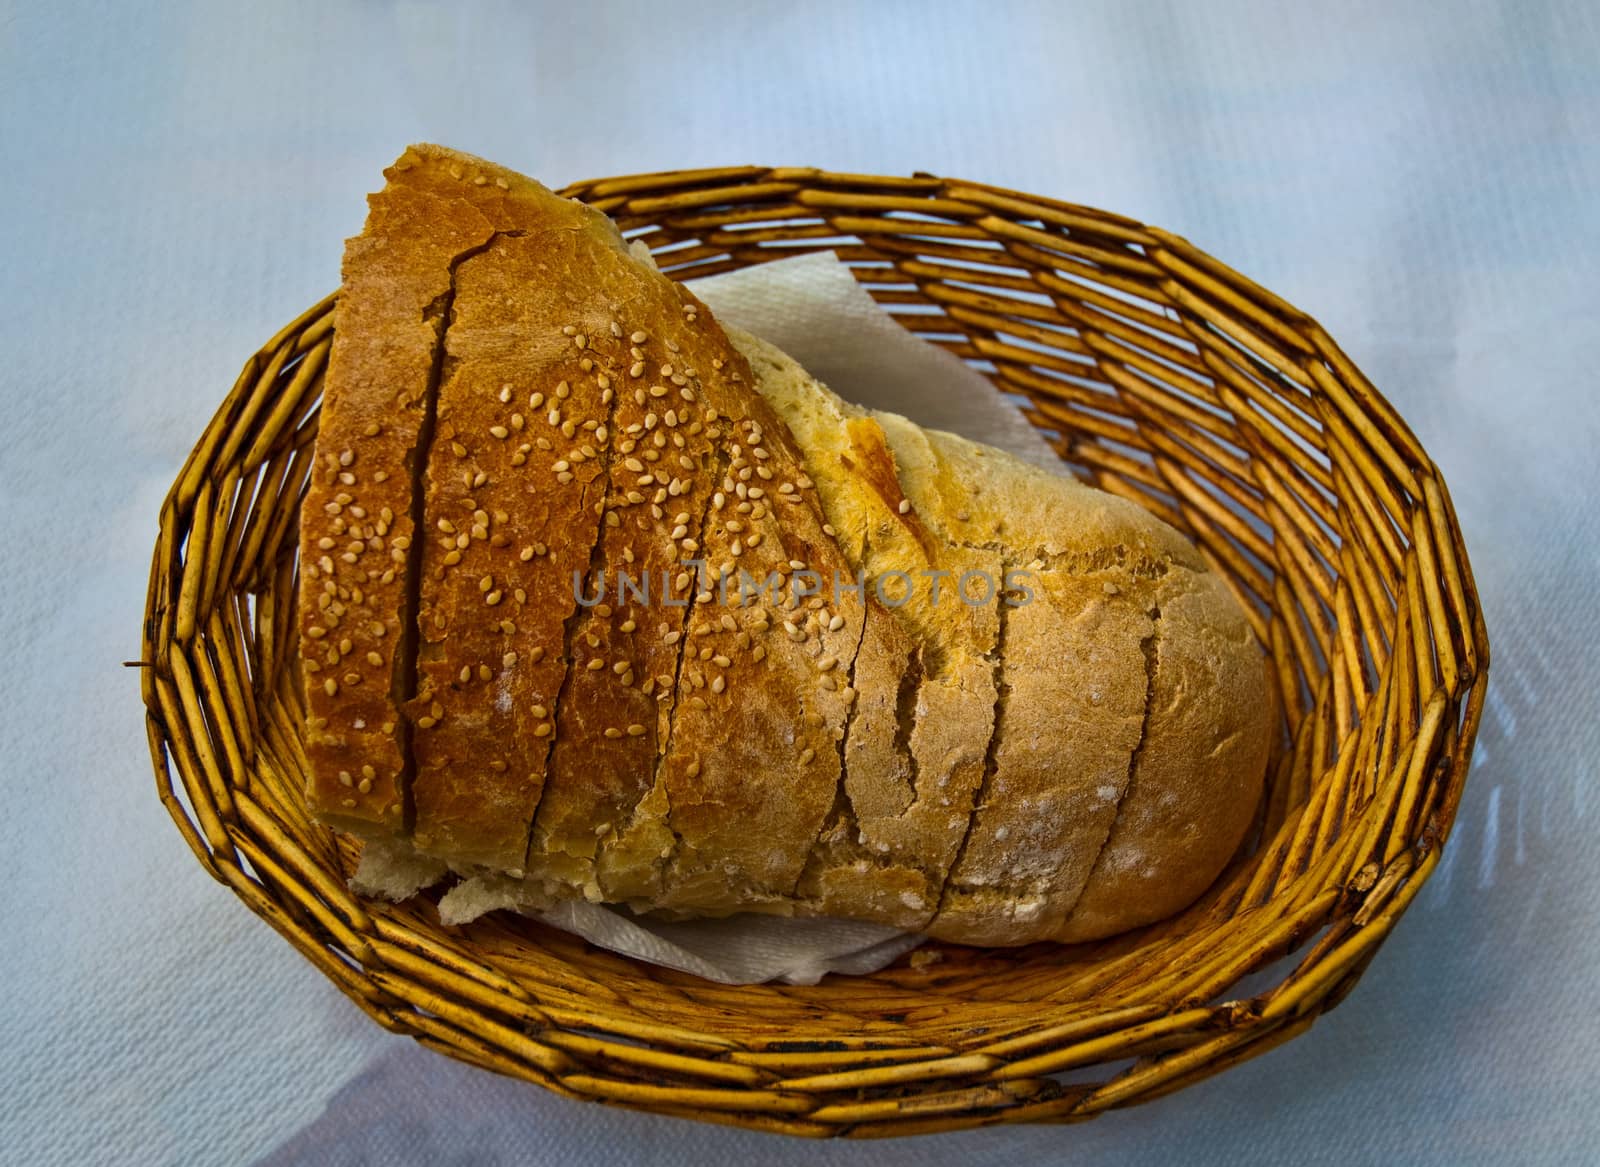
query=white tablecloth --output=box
[3,2,1597,1163]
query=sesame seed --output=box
[799,748,816,765]
[338,770,353,787]
[416,716,436,729]
[817,655,838,671]
[604,727,622,739]
[366,651,383,667]
[587,658,605,671]
[498,384,513,403]
[710,675,726,694]
[535,723,552,737]
[485,590,503,606]
[503,652,518,667]
[459,666,472,684]
[626,723,646,736]
[529,646,545,663]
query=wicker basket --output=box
[140,167,1487,1137]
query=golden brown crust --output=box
[530,265,725,898]
[633,303,871,911]
[1056,571,1275,941]
[408,223,621,870]
[298,146,534,832]
[928,571,1152,945]
[731,336,1266,945]
[304,145,1273,946]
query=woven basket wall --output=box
[140,167,1488,1137]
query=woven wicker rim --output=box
[140,165,1488,1137]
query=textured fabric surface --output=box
[2,1,1597,1163]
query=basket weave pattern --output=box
[140,168,1487,1136]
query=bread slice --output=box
[299,146,556,833]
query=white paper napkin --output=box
[692,250,1064,469]
[359,250,1060,985]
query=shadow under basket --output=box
[140,167,1488,1137]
